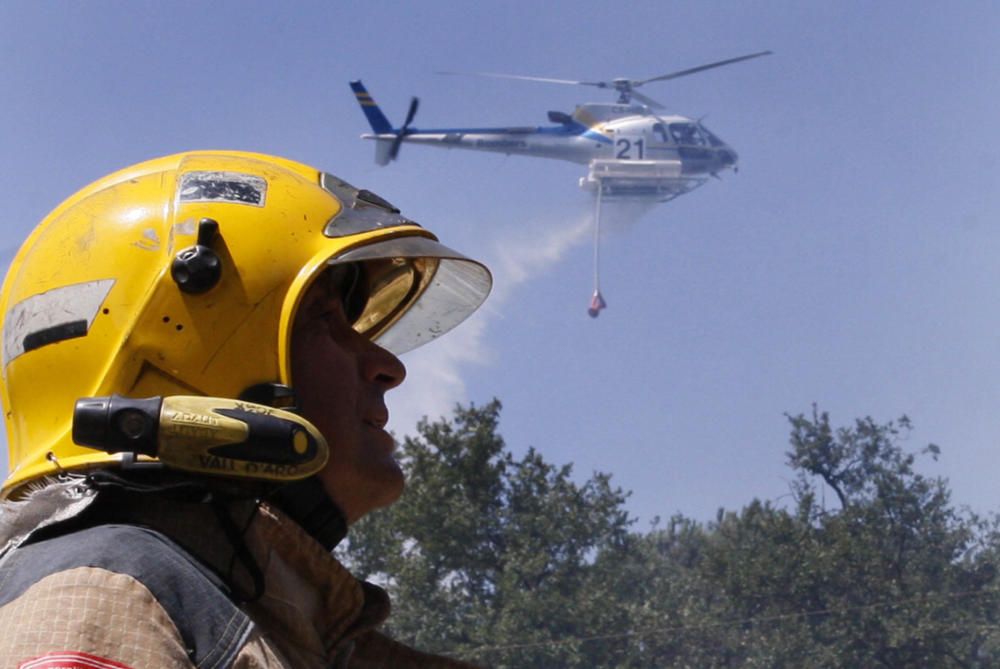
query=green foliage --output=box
[342,402,1000,668]
[342,400,633,667]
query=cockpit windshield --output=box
[701,126,727,147]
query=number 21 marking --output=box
[615,138,644,159]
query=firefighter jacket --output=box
[0,478,481,669]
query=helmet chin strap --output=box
[269,476,347,551]
[239,384,348,551]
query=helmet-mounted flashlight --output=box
[72,395,329,482]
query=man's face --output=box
[290,266,406,523]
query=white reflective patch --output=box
[178,171,267,207]
[133,227,160,252]
[3,279,116,366]
[174,219,197,236]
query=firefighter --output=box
[0,151,491,668]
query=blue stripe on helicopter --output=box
[581,129,613,144]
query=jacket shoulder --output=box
[0,523,253,669]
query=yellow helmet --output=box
[0,151,491,498]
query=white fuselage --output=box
[362,103,739,179]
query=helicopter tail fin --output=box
[373,139,394,166]
[350,81,393,135]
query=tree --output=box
[343,402,1000,667]
[776,407,1000,666]
[342,400,633,667]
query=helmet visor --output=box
[328,236,491,355]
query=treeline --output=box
[342,400,1000,668]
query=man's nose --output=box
[363,342,406,390]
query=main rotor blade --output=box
[636,50,772,86]
[437,70,607,88]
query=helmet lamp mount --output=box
[171,218,222,294]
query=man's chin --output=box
[368,460,405,508]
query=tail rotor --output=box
[388,97,420,161]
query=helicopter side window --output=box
[652,122,671,144]
[669,123,706,146]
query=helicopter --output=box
[350,51,771,316]
[351,51,769,199]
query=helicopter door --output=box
[614,134,646,160]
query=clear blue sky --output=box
[2,1,998,525]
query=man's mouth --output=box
[364,411,389,430]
